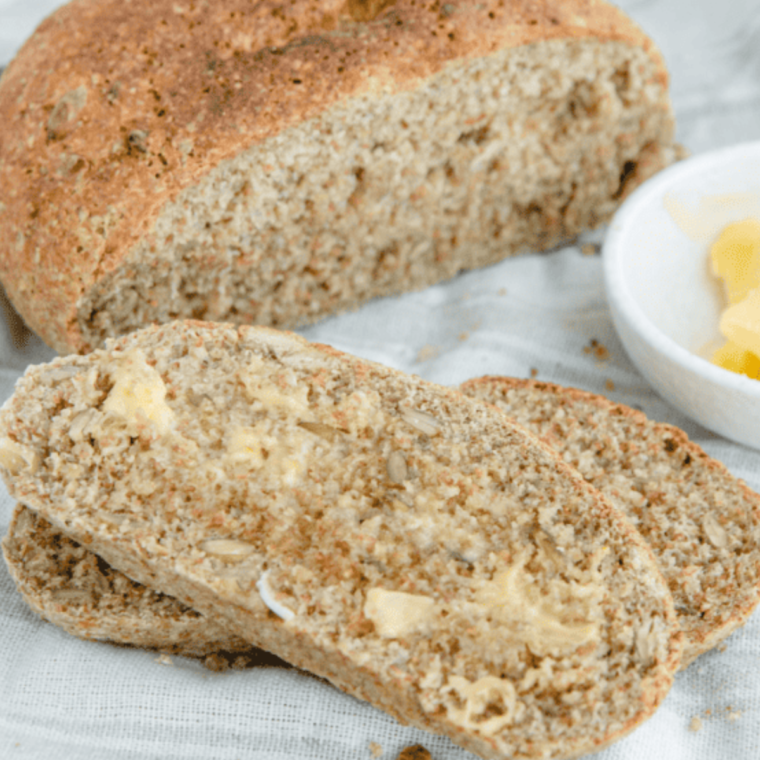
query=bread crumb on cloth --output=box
[396,746,432,760]
[583,339,610,360]
[726,707,742,722]
[416,344,439,363]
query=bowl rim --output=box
[602,139,760,398]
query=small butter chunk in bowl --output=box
[709,218,760,376]
[602,140,760,450]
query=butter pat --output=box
[711,340,760,379]
[102,349,173,433]
[719,288,760,358]
[710,218,760,305]
[709,218,760,378]
[364,588,436,638]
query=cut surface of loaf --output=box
[460,376,760,668]
[0,0,678,353]
[0,320,682,760]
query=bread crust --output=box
[461,375,760,668]
[0,320,682,759]
[0,0,669,353]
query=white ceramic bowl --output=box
[603,141,760,450]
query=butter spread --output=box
[441,675,522,737]
[226,424,310,485]
[364,587,436,638]
[242,355,310,415]
[343,390,384,432]
[474,553,602,656]
[102,349,173,433]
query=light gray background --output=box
[1,1,759,758]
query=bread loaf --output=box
[0,320,681,759]
[0,0,679,354]
[461,376,760,668]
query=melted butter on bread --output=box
[364,588,436,638]
[474,549,606,657]
[241,354,310,415]
[226,424,311,486]
[102,349,174,433]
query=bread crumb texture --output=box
[461,376,760,668]
[1,504,252,658]
[0,321,681,759]
[0,0,676,353]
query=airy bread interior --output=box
[0,322,680,759]
[78,39,673,349]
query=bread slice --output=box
[2,504,254,660]
[0,320,681,759]
[6,374,756,673]
[460,376,760,668]
[0,0,679,354]
[7,371,757,674]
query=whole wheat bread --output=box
[7,374,758,671]
[0,0,679,354]
[2,505,255,660]
[460,376,760,668]
[0,320,681,760]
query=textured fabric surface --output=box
[2,1,760,758]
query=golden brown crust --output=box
[0,0,667,353]
[461,375,760,667]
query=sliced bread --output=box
[2,504,256,660]
[0,320,681,760]
[460,376,760,668]
[0,0,679,353]
[7,374,758,673]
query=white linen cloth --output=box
[1,1,760,758]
